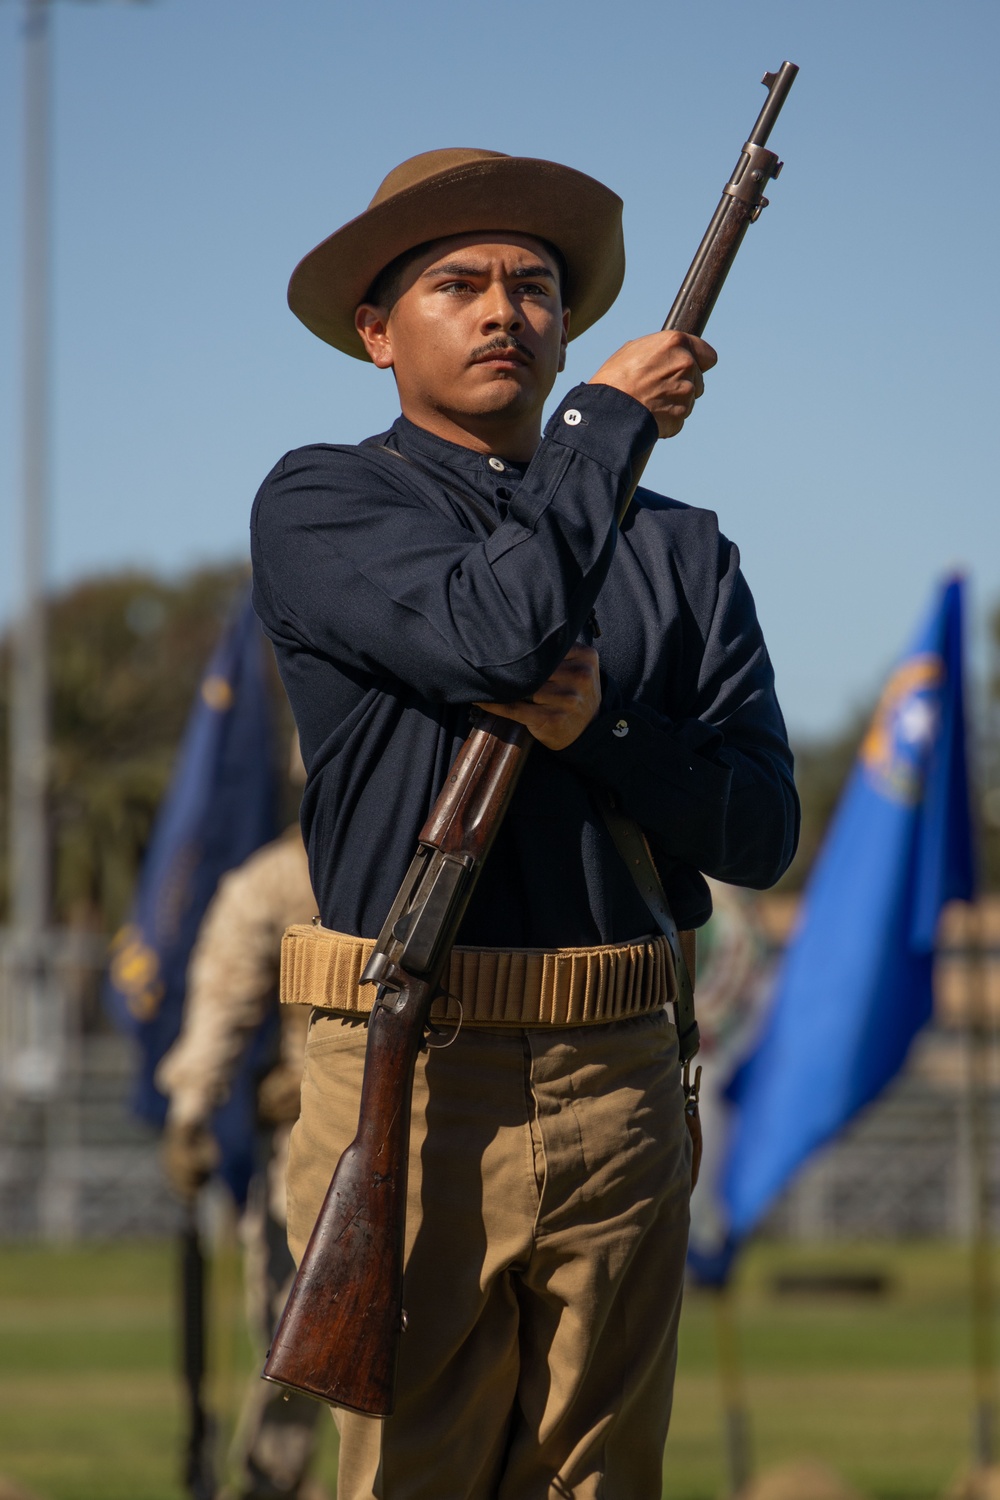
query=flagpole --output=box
[714,1283,754,1496]
[5,0,53,1100]
[963,898,998,1470]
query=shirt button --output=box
[563,409,582,427]
[488,457,505,472]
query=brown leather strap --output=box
[596,791,700,1063]
[381,444,500,533]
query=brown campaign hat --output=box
[287,147,625,360]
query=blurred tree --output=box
[0,563,294,936]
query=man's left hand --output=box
[476,644,601,751]
[161,1119,219,1201]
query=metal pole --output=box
[3,0,57,1118]
[11,0,51,949]
[964,899,998,1470]
[714,1284,754,1496]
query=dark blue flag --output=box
[718,576,975,1257]
[106,589,279,1203]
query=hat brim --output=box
[287,156,625,359]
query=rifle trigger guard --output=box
[424,999,464,1050]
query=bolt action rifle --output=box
[262,60,798,1417]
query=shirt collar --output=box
[390,414,529,479]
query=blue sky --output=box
[0,0,997,737]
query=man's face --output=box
[355,233,570,433]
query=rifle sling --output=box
[595,791,699,1065]
[380,442,503,534]
[380,442,699,1062]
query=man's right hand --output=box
[589,331,717,439]
[162,1119,219,1201]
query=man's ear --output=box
[355,304,394,369]
[557,307,571,373]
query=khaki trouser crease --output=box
[286,1009,691,1500]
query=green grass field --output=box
[0,1239,991,1499]
[672,1242,988,1500]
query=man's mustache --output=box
[469,336,535,362]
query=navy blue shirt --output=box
[251,382,798,942]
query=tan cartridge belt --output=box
[280,923,677,1029]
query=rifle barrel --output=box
[661,61,798,340]
[748,61,799,147]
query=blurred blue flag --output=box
[719,575,975,1255]
[106,589,278,1203]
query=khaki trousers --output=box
[286,1009,691,1500]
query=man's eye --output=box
[440,281,474,294]
[519,283,550,296]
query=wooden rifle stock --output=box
[263,715,531,1413]
[263,61,798,1416]
[260,973,432,1413]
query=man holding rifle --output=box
[251,148,798,1500]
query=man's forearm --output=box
[557,677,797,886]
[252,385,657,707]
